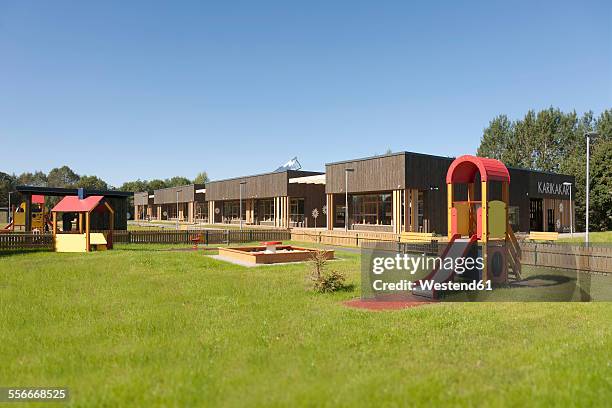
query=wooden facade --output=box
[150,184,206,223]
[205,170,326,228]
[325,152,574,234]
[133,191,154,221]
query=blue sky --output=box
[1,0,610,186]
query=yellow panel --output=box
[89,233,107,245]
[13,211,25,226]
[488,200,507,239]
[32,213,44,229]
[453,202,470,236]
[55,234,87,253]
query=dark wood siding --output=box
[206,173,288,201]
[154,184,205,204]
[206,171,323,201]
[405,153,453,234]
[325,153,406,194]
[90,197,129,230]
[288,183,327,227]
[134,192,151,206]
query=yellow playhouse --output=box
[4,195,50,231]
[51,195,114,252]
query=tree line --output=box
[477,108,611,232]
[0,167,209,208]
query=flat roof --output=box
[207,169,324,184]
[152,183,204,192]
[15,186,133,198]
[326,150,573,178]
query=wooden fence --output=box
[1,229,611,273]
[0,229,291,250]
[109,229,291,245]
[0,232,53,250]
[291,229,399,247]
[520,243,612,274]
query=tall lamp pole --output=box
[585,132,598,245]
[563,182,573,237]
[344,168,354,232]
[239,181,247,230]
[7,191,13,223]
[176,189,182,230]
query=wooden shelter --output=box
[51,195,114,252]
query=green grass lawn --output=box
[558,231,612,243]
[1,245,611,407]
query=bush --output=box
[309,249,346,293]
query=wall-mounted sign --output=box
[537,181,571,197]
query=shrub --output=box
[309,249,346,293]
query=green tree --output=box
[47,166,80,188]
[16,171,48,187]
[0,172,16,207]
[148,179,167,190]
[165,176,191,187]
[119,179,150,192]
[589,139,612,231]
[77,175,109,191]
[193,171,209,184]
[478,108,611,232]
[477,115,514,163]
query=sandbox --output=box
[217,242,334,265]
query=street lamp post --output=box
[176,189,182,230]
[7,191,13,224]
[344,168,354,232]
[563,182,573,237]
[239,181,247,230]
[585,132,598,245]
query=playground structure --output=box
[51,195,114,252]
[3,195,52,232]
[218,241,334,265]
[414,155,521,299]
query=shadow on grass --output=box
[512,273,573,288]
[0,249,52,257]
[339,283,356,293]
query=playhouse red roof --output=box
[446,155,510,184]
[51,196,105,213]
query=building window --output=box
[258,199,274,222]
[290,198,305,223]
[351,193,392,225]
[509,206,520,231]
[195,203,208,222]
[417,191,424,230]
[223,201,244,222]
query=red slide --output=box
[413,234,478,299]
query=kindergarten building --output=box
[134,184,206,222]
[205,170,326,228]
[325,152,575,234]
[133,151,574,234]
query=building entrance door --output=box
[530,199,543,231]
[547,208,555,232]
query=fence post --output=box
[205,230,209,245]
